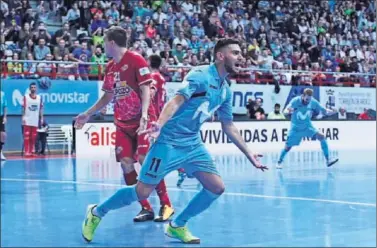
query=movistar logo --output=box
[296,111,312,120]
[193,101,221,123]
[12,89,28,107]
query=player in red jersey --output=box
[148,55,188,187]
[75,26,174,222]
[149,55,166,118]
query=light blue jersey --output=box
[0,91,7,116]
[157,64,233,146]
[139,64,232,185]
[287,96,326,130]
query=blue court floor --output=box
[1,149,376,247]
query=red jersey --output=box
[102,51,156,128]
[150,71,166,117]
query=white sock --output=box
[91,207,101,218]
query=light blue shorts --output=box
[286,126,319,147]
[138,142,219,185]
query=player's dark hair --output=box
[275,103,281,108]
[213,38,240,56]
[105,26,129,48]
[149,55,162,69]
[29,82,37,87]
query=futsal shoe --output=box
[165,221,200,244]
[154,205,175,222]
[133,207,155,222]
[276,162,283,169]
[82,204,101,242]
[327,158,339,167]
[177,171,187,187]
[1,151,6,160]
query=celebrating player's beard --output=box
[224,56,241,74]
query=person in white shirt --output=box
[181,0,194,17]
[22,82,43,157]
[267,103,286,120]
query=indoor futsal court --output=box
[1,149,375,247]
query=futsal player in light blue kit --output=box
[276,88,339,169]
[81,38,268,244]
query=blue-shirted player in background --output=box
[276,88,339,169]
[81,38,268,244]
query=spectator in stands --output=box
[53,22,72,46]
[53,39,70,59]
[246,98,266,120]
[70,41,91,80]
[90,46,106,79]
[66,2,80,28]
[33,23,51,44]
[34,38,51,61]
[37,53,56,77]
[20,38,34,59]
[79,0,91,30]
[18,22,33,48]
[267,103,286,120]
[1,0,376,88]
[358,108,373,120]
[23,52,37,79]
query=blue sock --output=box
[95,186,139,217]
[174,188,220,227]
[320,139,329,160]
[278,148,289,163]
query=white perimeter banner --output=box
[75,121,376,157]
[319,86,376,114]
[97,81,375,115]
[98,81,294,115]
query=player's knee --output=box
[209,182,225,195]
[120,157,135,173]
[285,146,291,152]
[0,132,6,142]
[138,155,145,165]
[135,182,154,200]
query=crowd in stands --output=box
[1,0,376,86]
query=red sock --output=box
[23,126,30,155]
[123,170,152,211]
[155,180,171,207]
[30,127,37,154]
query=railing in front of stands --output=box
[1,60,376,87]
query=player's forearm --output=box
[222,121,258,166]
[3,108,7,118]
[140,84,151,118]
[85,93,113,116]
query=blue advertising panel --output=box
[1,79,99,115]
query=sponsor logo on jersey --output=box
[139,67,150,76]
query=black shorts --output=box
[0,116,4,132]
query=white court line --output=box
[1,178,376,208]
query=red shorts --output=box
[115,123,151,162]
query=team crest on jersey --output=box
[121,65,128,71]
[139,67,150,76]
[28,104,38,111]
